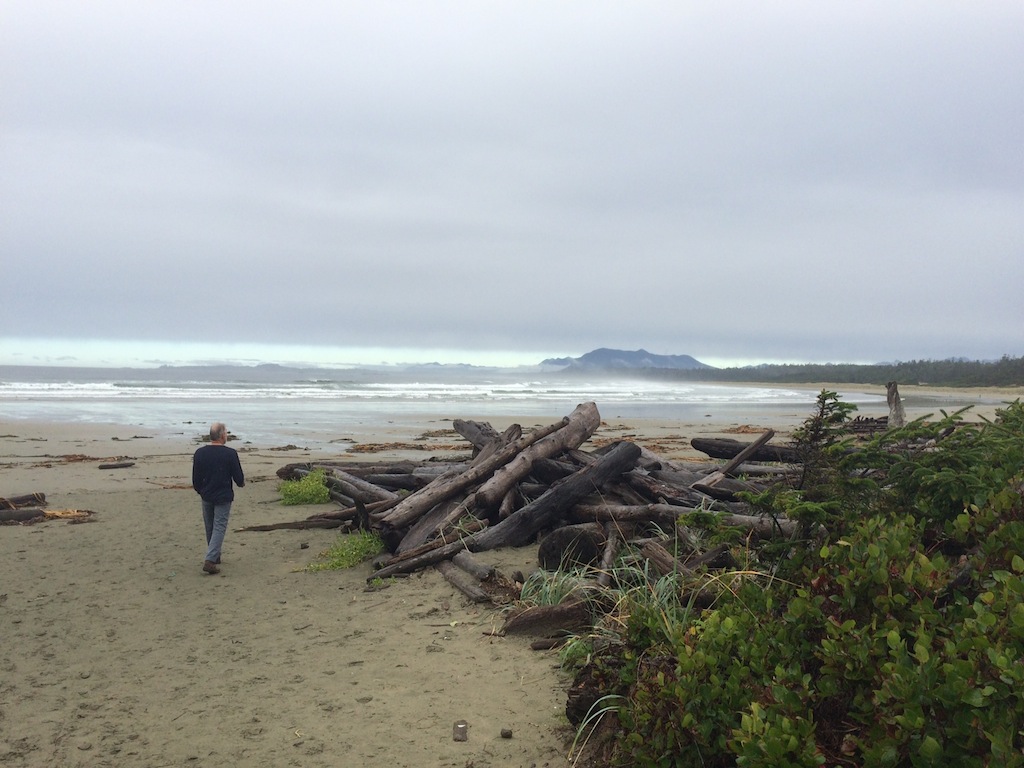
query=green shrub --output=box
[305,530,384,572]
[586,399,1024,767]
[279,468,331,505]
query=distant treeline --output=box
[644,355,1024,388]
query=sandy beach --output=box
[1,387,1019,767]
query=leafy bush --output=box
[279,468,331,505]
[575,399,1024,767]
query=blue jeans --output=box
[202,500,232,563]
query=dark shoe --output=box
[213,557,221,564]
[202,560,220,574]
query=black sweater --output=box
[192,444,245,503]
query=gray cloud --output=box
[2,1,1022,366]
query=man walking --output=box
[191,422,245,575]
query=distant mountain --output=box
[541,348,714,371]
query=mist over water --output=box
[0,365,886,450]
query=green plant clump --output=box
[279,468,331,505]
[305,530,384,572]
[565,395,1024,767]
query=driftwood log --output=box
[537,523,606,570]
[436,560,491,603]
[453,419,521,459]
[1,493,47,510]
[887,381,907,428]
[1,494,49,523]
[0,508,47,523]
[691,429,775,494]
[690,436,801,464]
[500,599,592,637]
[314,466,399,504]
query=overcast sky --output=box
[2,1,1022,369]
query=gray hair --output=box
[209,422,227,441]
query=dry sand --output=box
[1,387,1018,767]
[1,422,570,768]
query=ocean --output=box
[0,364,886,451]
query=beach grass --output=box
[305,529,384,572]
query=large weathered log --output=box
[453,419,501,447]
[375,516,490,571]
[278,461,444,482]
[709,429,776,480]
[372,538,471,579]
[569,502,688,526]
[310,461,466,482]
[471,402,602,512]
[470,440,642,551]
[0,507,47,523]
[500,599,591,637]
[304,459,421,474]
[635,446,686,472]
[646,468,705,486]
[360,473,429,492]
[887,381,906,429]
[314,466,399,504]
[604,478,656,506]
[623,470,713,507]
[564,448,596,466]
[691,476,764,501]
[435,560,491,603]
[236,519,346,532]
[639,540,690,576]
[496,488,519,521]
[306,497,398,521]
[526,458,579,485]
[452,550,495,581]
[434,507,489,544]
[537,523,606,570]
[475,424,523,464]
[690,437,801,463]
[277,462,309,480]
[0,493,47,510]
[452,419,510,457]
[328,488,356,507]
[395,498,466,553]
[377,411,577,530]
[571,504,799,538]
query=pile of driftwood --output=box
[265,402,805,618]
